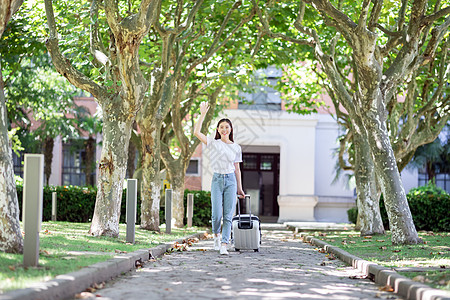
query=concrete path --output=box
[76,225,400,300]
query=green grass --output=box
[306,230,450,290]
[0,221,204,293]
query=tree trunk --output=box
[353,126,385,236]
[167,166,187,228]
[139,121,162,231]
[361,103,422,245]
[43,136,54,186]
[89,110,133,237]
[0,65,23,253]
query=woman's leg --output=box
[210,174,223,236]
[221,174,237,244]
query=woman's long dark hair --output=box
[214,118,234,142]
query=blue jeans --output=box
[211,173,237,244]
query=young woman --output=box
[194,102,245,255]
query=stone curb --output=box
[0,231,207,300]
[295,231,450,300]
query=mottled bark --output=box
[165,161,189,228]
[45,0,158,237]
[278,0,434,244]
[0,78,23,253]
[0,0,24,254]
[361,99,421,244]
[89,103,133,237]
[139,121,162,231]
[353,123,384,236]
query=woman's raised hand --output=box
[199,102,210,115]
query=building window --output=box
[12,151,24,178]
[239,66,282,111]
[243,154,258,170]
[260,155,273,171]
[186,159,200,176]
[62,140,96,186]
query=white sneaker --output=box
[213,236,220,250]
[219,244,229,255]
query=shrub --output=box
[347,206,358,224]
[183,189,211,227]
[406,183,449,231]
[348,182,449,231]
[17,184,97,222]
[16,183,210,227]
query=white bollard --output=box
[187,193,194,227]
[126,179,137,244]
[165,189,172,234]
[51,192,57,221]
[22,154,44,267]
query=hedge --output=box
[16,184,211,227]
[347,183,450,232]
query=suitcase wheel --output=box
[235,248,240,252]
[254,249,259,252]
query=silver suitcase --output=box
[232,195,261,252]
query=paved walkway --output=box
[76,225,400,300]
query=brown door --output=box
[240,153,280,216]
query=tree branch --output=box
[104,0,121,35]
[368,0,383,31]
[422,6,450,26]
[357,0,371,30]
[44,0,106,102]
[308,0,357,32]
[90,0,110,68]
[254,0,314,46]
[186,1,256,75]
[0,0,23,36]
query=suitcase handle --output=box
[237,194,252,228]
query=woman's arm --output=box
[234,162,245,198]
[193,102,209,145]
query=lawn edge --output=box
[0,231,207,300]
[289,228,450,300]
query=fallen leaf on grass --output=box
[349,241,356,244]
[376,240,385,242]
[364,236,372,239]
[362,240,370,243]
[114,249,127,254]
[379,246,387,250]
[8,266,15,271]
[318,233,327,237]
[379,285,394,292]
[392,249,401,253]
